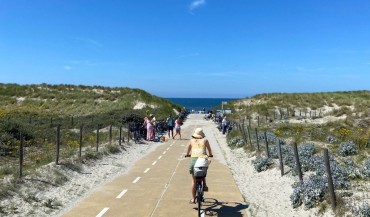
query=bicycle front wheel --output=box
[196,184,202,217]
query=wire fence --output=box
[0,116,137,178]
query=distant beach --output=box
[166,98,238,112]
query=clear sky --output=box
[1,0,370,98]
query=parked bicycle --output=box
[129,122,145,144]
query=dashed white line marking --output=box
[158,156,162,160]
[163,151,166,154]
[167,148,170,151]
[116,189,128,199]
[152,161,157,165]
[132,177,141,183]
[96,207,109,217]
[144,168,150,173]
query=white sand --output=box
[0,114,335,217]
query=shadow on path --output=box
[193,198,249,217]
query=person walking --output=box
[143,117,154,141]
[166,114,174,139]
[185,128,213,204]
[221,116,229,135]
[150,114,157,137]
[173,117,182,139]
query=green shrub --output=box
[105,144,121,154]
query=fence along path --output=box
[60,114,247,217]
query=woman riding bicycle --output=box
[186,128,213,204]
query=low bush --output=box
[291,175,327,209]
[227,136,245,148]
[326,135,339,144]
[338,141,358,156]
[104,143,121,154]
[342,158,362,179]
[252,156,273,172]
[361,159,370,178]
[353,202,370,217]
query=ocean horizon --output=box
[166,98,239,112]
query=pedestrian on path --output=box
[166,114,174,139]
[185,128,213,204]
[173,117,182,139]
[143,117,155,141]
[221,116,229,135]
[150,114,157,137]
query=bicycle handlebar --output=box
[184,154,213,158]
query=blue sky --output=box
[1,0,370,98]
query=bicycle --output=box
[185,154,213,217]
[129,122,145,144]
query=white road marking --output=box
[152,161,157,165]
[167,147,170,151]
[132,177,141,184]
[144,168,150,173]
[96,208,109,217]
[116,189,128,199]
[163,151,166,154]
[158,156,162,160]
[149,147,184,217]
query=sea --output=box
[166,98,239,113]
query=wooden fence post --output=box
[247,126,252,147]
[109,125,113,144]
[293,143,303,183]
[277,139,284,176]
[257,116,260,127]
[323,148,336,210]
[71,116,74,126]
[96,125,100,152]
[79,125,83,158]
[119,126,122,146]
[127,124,130,143]
[264,131,269,158]
[19,134,24,178]
[56,125,60,165]
[255,128,260,151]
[239,123,248,147]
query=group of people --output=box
[142,114,183,141]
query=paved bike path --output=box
[61,114,248,217]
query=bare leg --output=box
[191,175,196,202]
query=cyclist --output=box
[185,128,213,204]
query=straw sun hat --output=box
[192,128,205,139]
